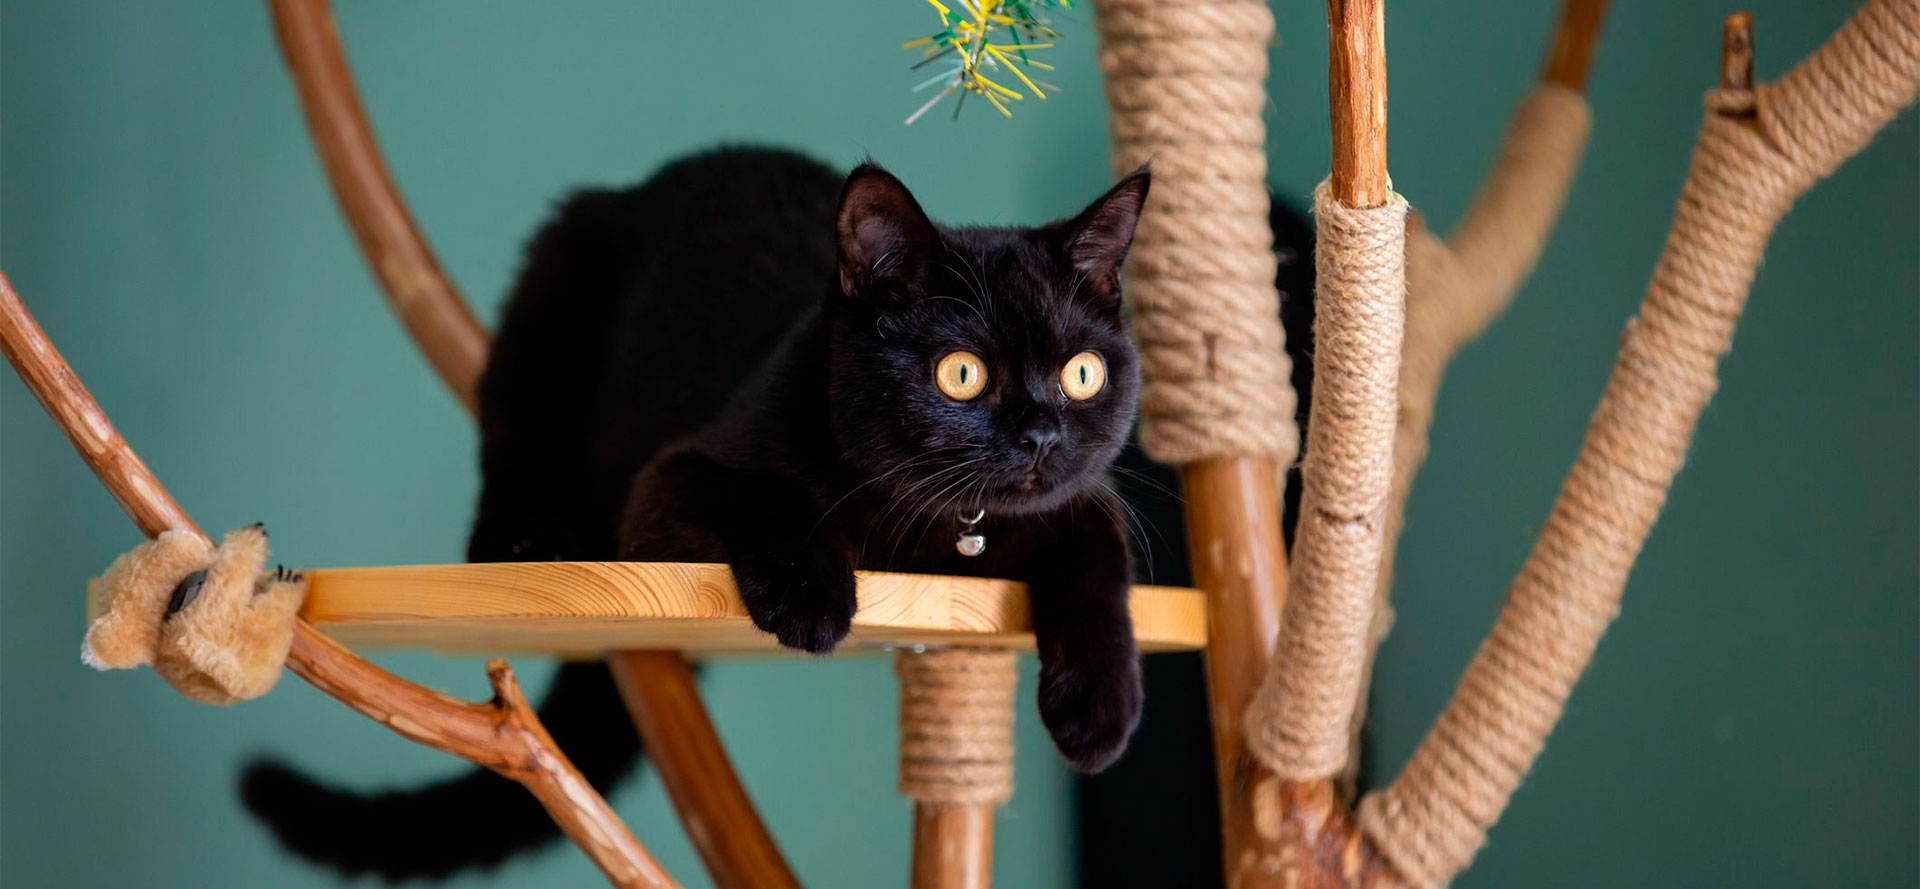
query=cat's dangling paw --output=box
[733,551,858,655]
[1038,651,1144,773]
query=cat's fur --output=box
[242,147,1153,879]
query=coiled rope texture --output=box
[896,649,1018,805]
[1244,183,1407,779]
[1095,0,1297,466]
[1357,2,1920,885]
[1352,84,1593,769]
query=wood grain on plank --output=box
[298,562,1207,655]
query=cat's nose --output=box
[1020,425,1061,463]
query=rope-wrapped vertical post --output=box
[897,649,1018,889]
[1096,0,1295,466]
[1243,0,1404,783]
[1244,183,1405,778]
[1358,5,1920,885]
[1093,3,1300,879]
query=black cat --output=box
[243,147,1153,879]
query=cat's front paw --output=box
[1038,651,1144,773]
[733,551,857,655]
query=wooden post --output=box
[1723,12,1755,92]
[1179,458,1288,881]
[1542,0,1611,91]
[910,806,996,889]
[1326,0,1391,208]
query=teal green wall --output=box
[2,2,1912,888]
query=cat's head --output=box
[826,162,1148,518]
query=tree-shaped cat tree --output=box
[4,0,1915,886]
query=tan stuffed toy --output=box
[84,525,306,705]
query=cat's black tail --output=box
[242,186,652,879]
[241,662,639,880]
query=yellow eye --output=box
[1061,351,1106,401]
[935,350,988,401]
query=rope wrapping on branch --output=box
[1095,0,1297,466]
[1348,84,1593,772]
[896,649,1018,805]
[1245,182,1407,779]
[1358,2,1920,884]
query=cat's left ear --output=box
[837,163,942,307]
[1055,166,1150,308]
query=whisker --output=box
[891,462,983,568]
[1106,465,1185,503]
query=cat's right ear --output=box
[836,163,941,307]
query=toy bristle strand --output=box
[902,0,1068,123]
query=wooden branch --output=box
[1542,0,1610,91]
[1723,12,1755,91]
[610,652,803,889]
[0,275,198,537]
[295,634,679,887]
[0,269,676,888]
[267,0,488,413]
[263,4,811,884]
[1240,773,1403,889]
[1326,0,1390,208]
[1178,458,1290,887]
[1358,3,1920,883]
[1226,3,1408,886]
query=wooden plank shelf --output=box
[298,562,1208,657]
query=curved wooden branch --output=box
[268,0,488,412]
[1357,5,1920,885]
[610,652,803,889]
[0,270,676,889]
[264,4,807,885]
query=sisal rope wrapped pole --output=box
[1357,4,1920,885]
[1244,184,1405,778]
[1092,2,1300,880]
[896,649,1019,806]
[1096,0,1297,467]
[896,649,1019,889]
[1242,0,1404,783]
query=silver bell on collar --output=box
[955,509,986,557]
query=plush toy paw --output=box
[84,525,307,705]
